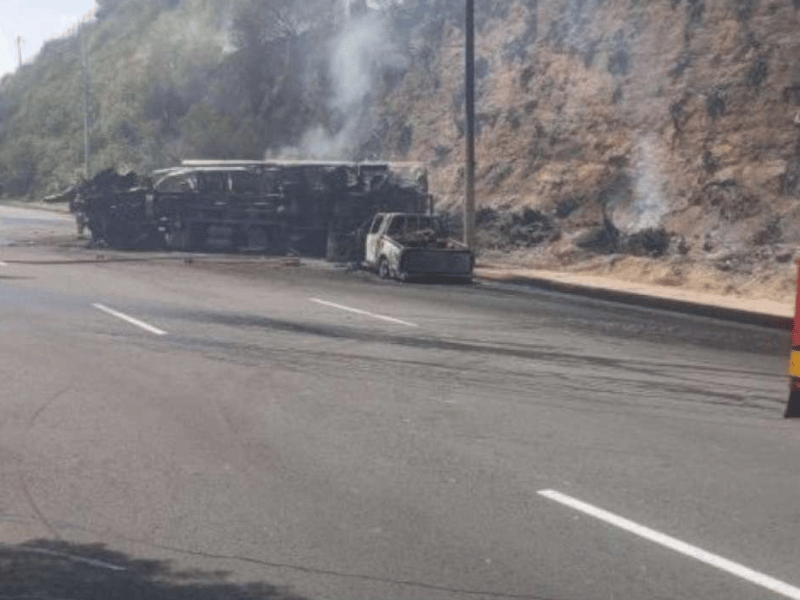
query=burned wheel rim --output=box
[378,257,391,279]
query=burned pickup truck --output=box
[69,160,431,260]
[363,213,474,281]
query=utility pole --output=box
[79,23,91,178]
[463,0,476,250]
[14,36,24,68]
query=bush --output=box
[575,221,619,254]
[619,228,670,257]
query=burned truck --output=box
[364,213,474,281]
[71,160,431,261]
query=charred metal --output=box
[66,160,431,261]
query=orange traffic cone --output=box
[786,261,800,418]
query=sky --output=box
[0,0,97,77]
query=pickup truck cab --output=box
[364,213,474,281]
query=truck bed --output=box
[400,246,473,277]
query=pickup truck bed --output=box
[400,247,473,278]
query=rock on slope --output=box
[377,0,800,274]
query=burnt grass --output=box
[475,207,560,250]
[576,223,670,257]
[444,208,670,258]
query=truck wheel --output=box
[76,216,87,237]
[378,257,391,280]
[242,226,270,253]
[165,228,189,251]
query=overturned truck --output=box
[72,160,431,261]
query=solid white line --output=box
[309,298,419,327]
[8,545,126,571]
[92,303,167,336]
[538,489,800,600]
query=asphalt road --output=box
[1,205,798,600]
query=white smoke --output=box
[629,134,669,231]
[274,3,408,160]
[287,123,359,159]
[331,12,388,113]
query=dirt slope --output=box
[377,0,800,304]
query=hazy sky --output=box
[0,0,97,77]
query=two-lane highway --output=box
[1,208,798,599]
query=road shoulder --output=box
[475,263,794,330]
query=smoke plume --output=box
[275,2,408,160]
[630,135,669,231]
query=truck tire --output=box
[167,223,205,251]
[378,257,391,280]
[239,225,270,253]
[165,228,190,251]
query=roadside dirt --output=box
[478,249,797,318]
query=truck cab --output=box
[364,213,473,281]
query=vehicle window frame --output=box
[369,215,384,234]
[387,216,404,235]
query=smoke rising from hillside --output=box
[630,135,668,231]
[275,5,408,159]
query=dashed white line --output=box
[0,261,7,267]
[538,489,800,600]
[92,303,167,336]
[309,298,419,327]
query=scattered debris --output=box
[42,186,77,205]
[476,207,559,250]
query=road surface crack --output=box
[27,386,72,429]
[19,475,61,541]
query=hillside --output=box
[0,0,343,196]
[377,0,800,301]
[1,0,800,301]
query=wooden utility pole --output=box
[79,24,91,177]
[14,36,24,68]
[463,0,476,250]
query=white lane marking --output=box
[310,298,418,327]
[6,545,126,571]
[538,489,800,600]
[0,261,7,267]
[92,303,167,336]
